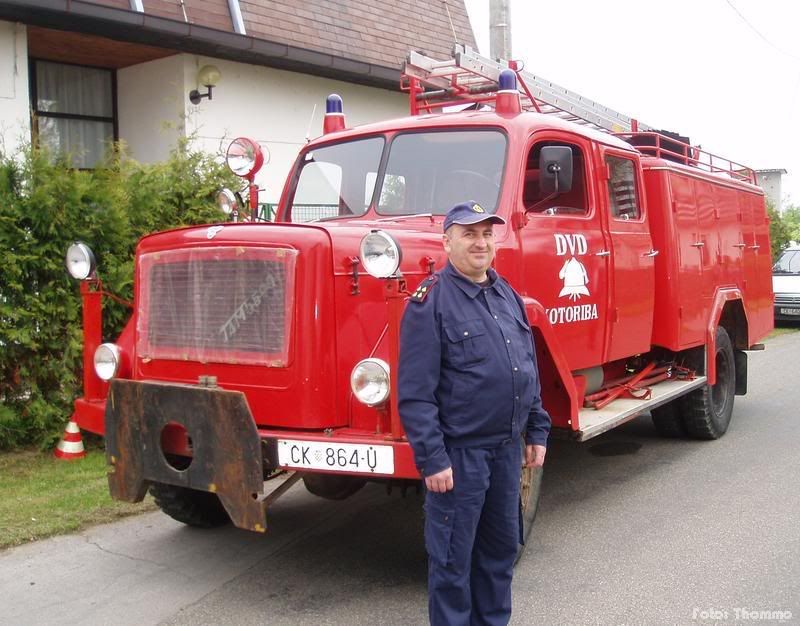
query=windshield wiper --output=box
[374,213,436,223]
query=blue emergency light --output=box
[499,69,517,92]
[326,94,343,114]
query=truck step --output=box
[576,376,708,441]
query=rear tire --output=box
[149,483,230,528]
[683,327,736,440]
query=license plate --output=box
[780,308,800,316]
[277,439,394,474]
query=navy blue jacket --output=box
[398,262,551,477]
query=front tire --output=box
[683,326,736,440]
[149,483,230,528]
[517,441,543,562]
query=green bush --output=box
[0,141,236,450]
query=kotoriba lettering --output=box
[554,233,588,256]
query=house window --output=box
[31,60,117,168]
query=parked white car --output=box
[773,244,800,321]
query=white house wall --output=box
[182,55,408,205]
[117,54,186,164]
[0,21,30,156]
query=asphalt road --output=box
[2,332,799,625]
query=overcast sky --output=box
[463,0,800,208]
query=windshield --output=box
[289,137,384,223]
[287,130,507,223]
[773,249,800,274]
[376,130,506,216]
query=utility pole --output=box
[489,0,512,60]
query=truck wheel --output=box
[302,474,366,500]
[149,483,230,528]
[683,327,736,440]
[650,402,687,438]
[516,442,544,562]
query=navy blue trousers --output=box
[424,442,522,626]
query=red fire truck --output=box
[65,45,773,541]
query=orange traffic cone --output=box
[54,420,86,460]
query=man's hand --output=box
[425,466,454,492]
[525,444,547,468]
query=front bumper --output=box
[105,380,268,531]
[102,380,419,533]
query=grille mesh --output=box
[139,248,296,366]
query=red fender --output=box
[522,297,580,431]
[705,288,748,386]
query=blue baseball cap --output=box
[443,201,506,232]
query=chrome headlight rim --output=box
[359,230,402,278]
[65,241,97,281]
[93,343,121,382]
[226,137,264,178]
[216,188,239,215]
[350,357,391,407]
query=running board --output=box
[576,376,708,441]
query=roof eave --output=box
[0,0,401,90]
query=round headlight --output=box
[65,242,96,280]
[226,137,264,178]
[350,358,390,406]
[94,343,120,381]
[216,188,239,215]
[359,231,402,278]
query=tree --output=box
[767,200,792,261]
[0,140,235,449]
[780,203,800,245]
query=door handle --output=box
[749,244,760,250]
[733,243,746,249]
[691,242,705,248]
[642,249,659,258]
[594,250,610,257]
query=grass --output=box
[767,324,800,339]
[0,449,156,550]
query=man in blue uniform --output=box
[398,201,551,626]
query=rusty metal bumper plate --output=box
[105,380,267,532]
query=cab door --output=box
[518,133,609,371]
[600,149,655,362]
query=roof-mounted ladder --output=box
[403,44,652,133]
[402,44,757,184]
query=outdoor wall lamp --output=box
[189,65,221,104]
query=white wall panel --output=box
[183,55,408,205]
[0,22,31,155]
[117,54,185,163]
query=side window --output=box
[606,156,640,220]
[523,141,588,216]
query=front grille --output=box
[774,293,800,305]
[137,247,297,366]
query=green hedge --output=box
[0,141,236,450]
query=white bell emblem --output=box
[558,257,590,301]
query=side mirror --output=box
[539,146,573,195]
